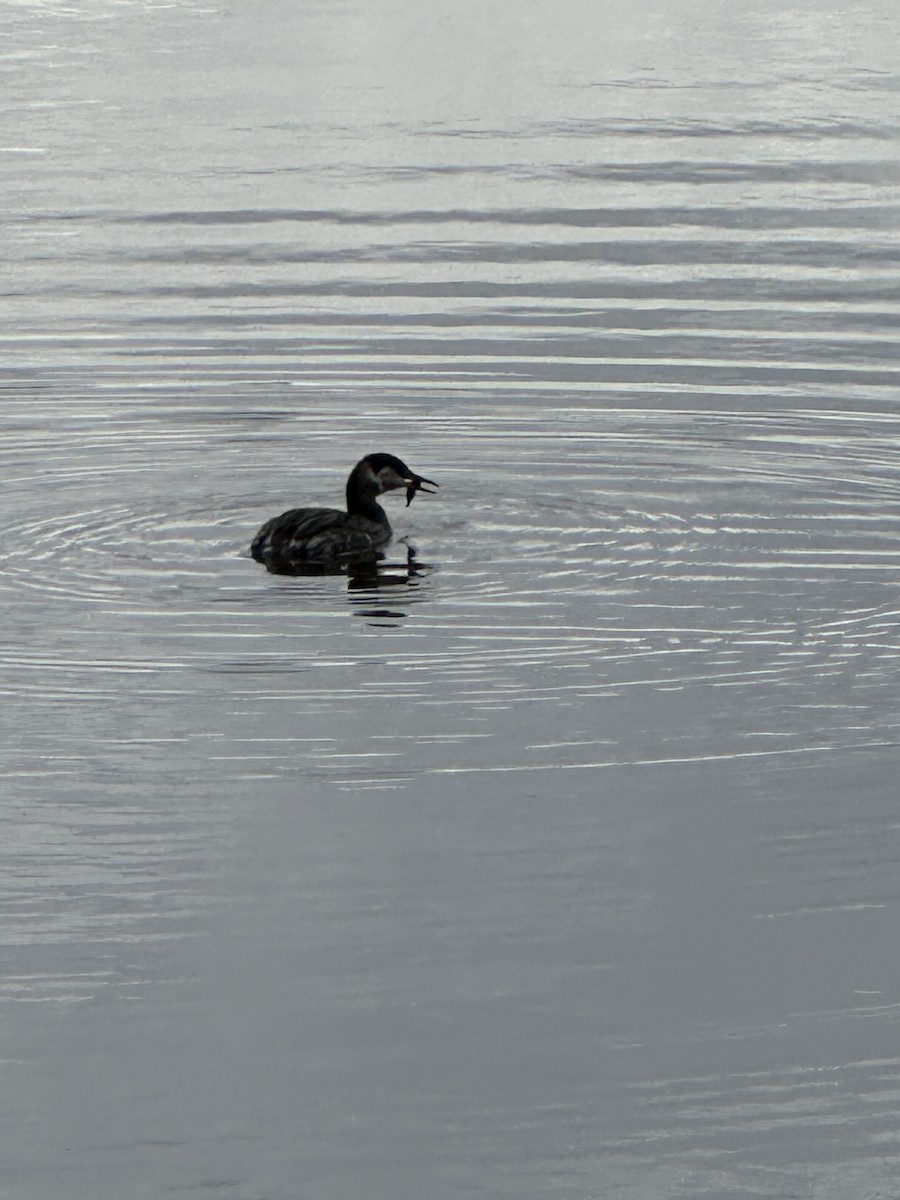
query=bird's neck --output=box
[346,484,390,527]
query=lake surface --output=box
[4,0,900,1195]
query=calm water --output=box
[4,0,900,1196]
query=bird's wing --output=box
[251,507,346,559]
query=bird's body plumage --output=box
[251,506,389,562]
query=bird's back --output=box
[251,506,388,563]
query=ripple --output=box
[5,402,900,632]
[6,394,900,785]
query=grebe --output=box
[251,453,438,567]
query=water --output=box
[4,0,900,1195]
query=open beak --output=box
[405,474,439,506]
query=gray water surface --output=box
[4,1,900,1196]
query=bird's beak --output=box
[405,474,439,506]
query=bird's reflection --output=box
[262,543,431,626]
[347,545,431,626]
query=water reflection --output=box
[348,545,433,626]
[253,540,429,579]
[257,540,433,625]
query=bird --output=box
[251,452,438,568]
